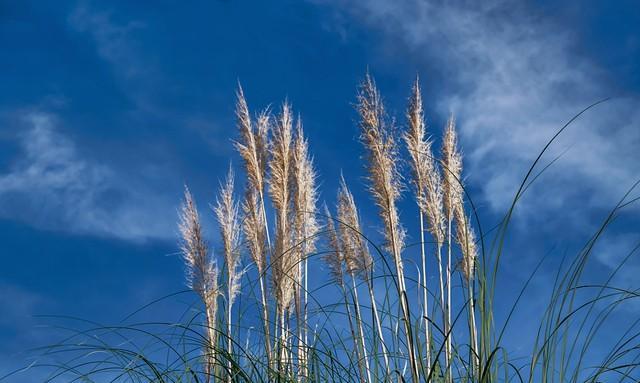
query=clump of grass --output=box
[16,75,640,383]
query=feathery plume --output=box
[235,87,270,271]
[180,186,219,305]
[179,186,220,382]
[243,189,266,273]
[235,86,273,365]
[292,119,319,254]
[442,116,463,219]
[214,167,242,383]
[235,85,269,195]
[291,118,318,377]
[424,161,446,246]
[404,77,429,212]
[269,102,296,315]
[404,77,440,374]
[180,186,209,295]
[455,206,477,281]
[357,72,418,382]
[289,118,317,378]
[324,205,345,283]
[357,74,405,255]
[336,176,372,278]
[441,115,463,383]
[452,161,479,374]
[404,79,445,245]
[214,166,243,305]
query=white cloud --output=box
[318,0,640,227]
[68,5,145,78]
[0,113,176,241]
[594,233,640,283]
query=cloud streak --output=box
[318,0,640,229]
[0,113,176,241]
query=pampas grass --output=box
[269,101,297,373]
[235,86,273,364]
[337,176,373,383]
[356,73,420,382]
[324,205,369,383]
[292,119,319,378]
[30,74,640,383]
[441,115,463,383]
[213,166,242,382]
[403,77,437,376]
[179,186,220,382]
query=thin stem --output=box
[258,274,271,370]
[351,274,373,383]
[279,311,287,377]
[295,258,304,381]
[468,280,479,376]
[386,195,420,382]
[341,280,367,383]
[368,277,391,378]
[205,306,217,383]
[259,190,273,364]
[419,211,432,376]
[446,214,453,383]
[227,280,233,383]
[437,242,446,353]
[303,255,309,379]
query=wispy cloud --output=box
[0,112,176,241]
[318,1,640,229]
[68,4,146,79]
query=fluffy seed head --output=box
[323,205,345,284]
[337,176,372,279]
[455,204,477,282]
[242,189,266,273]
[404,77,429,211]
[269,102,296,314]
[214,166,243,305]
[424,160,446,246]
[357,73,405,256]
[178,186,220,376]
[235,85,269,195]
[292,119,319,257]
[442,116,463,219]
[404,79,446,245]
[179,186,220,303]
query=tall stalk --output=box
[436,242,446,361]
[234,87,273,365]
[179,187,220,383]
[366,276,391,377]
[418,212,432,370]
[213,167,242,383]
[268,102,296,378]
[441,116,462,383]
[357,73,419,382]
[292,119,318,380]
[456,206,479,376]
[324,206,368,383]
[351,275,372,383]
[403,78,435,375]
[446,214,453,383]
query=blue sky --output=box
[1,1,639,380]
